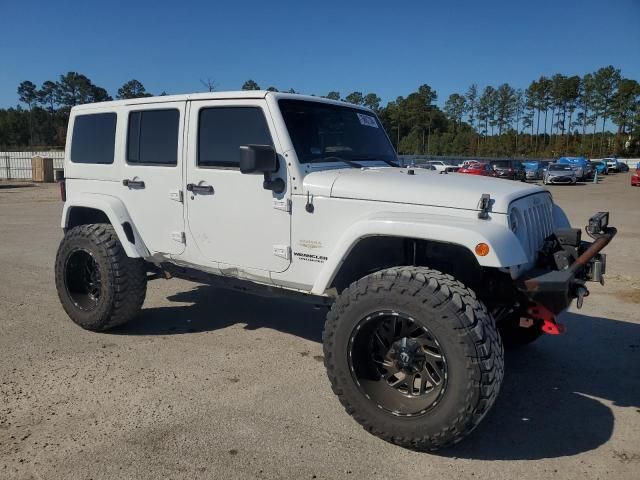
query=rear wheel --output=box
[323,267,504,450]
[55,223,147,331]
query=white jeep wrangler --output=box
[55,91,615,450]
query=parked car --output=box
[441,159,461,172]
[543,163,577,185]
[426,160,447,172]
[461,159,483,168]
[458,162,494,176]
[604,157,619,172]
[490,159,526,181]
[632,167,640,186]
[557,156,590,180]
[426,160,458,173]
[590,160,608,175]
[415,163,436,171]
[523,161,544,180]
[618,161,629,172]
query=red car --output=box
[632,169,640,186]
[458,162,495,176]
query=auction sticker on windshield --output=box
[356,113,378,128]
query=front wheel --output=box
[55,223,147,331]
[323,267,504,451]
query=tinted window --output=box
[127,109,179,165]
[71,113,116,164]
[279,100,396,164]
[198,107,273,167]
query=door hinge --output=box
[272,245,291,260]
[171,231,186,244]
[273,198,291,213]
[169,189,184,203]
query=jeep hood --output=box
[302,167,546,214]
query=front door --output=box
[185,99,291,273]
[120,102,186,255]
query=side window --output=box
[70,113,117,164]
[198,107,273,168]
[127,109,180,165]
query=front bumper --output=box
[547,175,575,184]
[517,212,616,313]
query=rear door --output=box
[120,103,186,255]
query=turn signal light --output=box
[475,243,490,256]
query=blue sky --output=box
[1,0,638,108]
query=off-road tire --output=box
[323,266,504,451]
[55,223,147,331]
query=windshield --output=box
[549,164,573,171]
[279,99,397,164]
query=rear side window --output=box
[127,109,180,165]
[198,107,273,168]
[70,113,117,164]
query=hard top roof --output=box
[71,91,373,112]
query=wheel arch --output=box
[310,212,528,295]
[62,194,149,258]
[326,235,483,294]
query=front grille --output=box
[521,196,554,261]
[550,176,572,182]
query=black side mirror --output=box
[240,145,278,174]
[239,144,284,194]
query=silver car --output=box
[543,163,577,185]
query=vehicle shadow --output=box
[441,310,639,460]
[115,285,639,460]
[115,284,326,342]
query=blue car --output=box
[523,161,544,180]
[557,156,592,180]
[590,161,608,175]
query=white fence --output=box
[0,151,65,180]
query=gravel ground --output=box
[1,173,639,480]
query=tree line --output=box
[2,67,638,157]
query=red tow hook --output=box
[527,305,566,335]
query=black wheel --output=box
[323,267,504,451]
[497,310,544,349]
[55,223,147,331]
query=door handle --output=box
[186,183,214,194]
[122,179,145,189]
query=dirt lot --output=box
[1,173,639,480]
